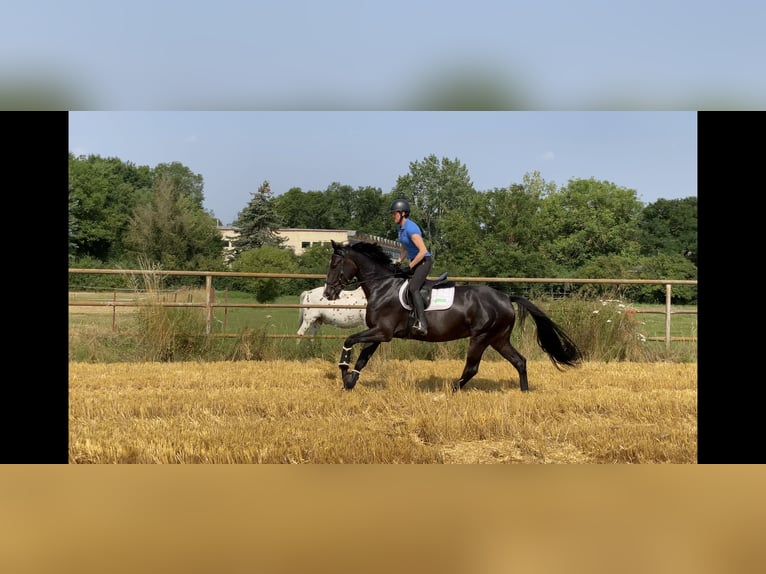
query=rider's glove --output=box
[399,262,413,276]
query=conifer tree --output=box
[231,180,285,258]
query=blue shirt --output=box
[398,218,431,261]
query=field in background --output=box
[69,359,697,464]
[69,291,698,363]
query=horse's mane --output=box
[348,241,398,271]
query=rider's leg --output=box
[411,290,428,335]
[407,257,432,336]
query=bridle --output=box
[325,248,395,296]
[325,252,353,294]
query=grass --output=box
[70,290,699,339]
[69,290,698,363]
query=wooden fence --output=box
[68,268,697,349]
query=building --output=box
[217,227,400,263]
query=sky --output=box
[69,111,697,226]
[4,1,765,110]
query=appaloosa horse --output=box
[297,286,367,336]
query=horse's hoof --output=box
[342,371,358,390]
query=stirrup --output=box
[413,320,428,335]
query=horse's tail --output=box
[509,295,583,369]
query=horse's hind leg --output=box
[452,337,490,392]
[491,340,528,392]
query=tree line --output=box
[68,152,697,304]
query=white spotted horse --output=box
[297,286,367,336]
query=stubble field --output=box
[69,358,697,463]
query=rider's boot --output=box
[412,291,428,335]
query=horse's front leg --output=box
[339,345,353,380]
[338,328,388,390]
[342,342,380,390]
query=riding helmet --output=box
[389,199,410,216]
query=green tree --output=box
[351,186,389,237]
[230,246,300,302]
[232,180,286,257]
[437,172,555,280]
[536,178,643,270]
[323,182,357,229]
[124,174,223,272]
[435,187,484,275]
[274,188,316,228]
[68,153,153,262]
[295,242,335,292]
[273,187,338,229]
[496,171,557,253]
[438,189,558,294]
[152,162,205,209]
[576,253,643,299]
[633,253,697,304]
[391,155,476,258]
[637,197,697,266]
[68,184,79,261]
[275,184,389,237]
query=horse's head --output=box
[323,240,359,300]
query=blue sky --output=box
[69,111,697,226]
[4,1,765,109]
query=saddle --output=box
[399,272,455,310]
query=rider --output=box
[390,198,432,335]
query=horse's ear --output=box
[331,239,338,250]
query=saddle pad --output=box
[399,281,455,311]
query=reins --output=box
[328,249,400,292]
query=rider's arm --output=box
[408,233,428,268]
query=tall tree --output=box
[125,173,223,271]
[231,180,285,257]
[351,186,388,237]
[470,171,553,254]
[275,188,311,228]
[152,162,205,209]
[68,153,153,262]
[536,177,643,269]
[637,197,697,266]
[324,182,356,229]
[437,182,555,282]
[68,184,79,262]
[391,155,476,258]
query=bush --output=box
[533,297,651,362]
[69,256,134,291]
[229,246,302,301]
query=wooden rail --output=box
[69,269,697,349]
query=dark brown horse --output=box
[322,240,583,392]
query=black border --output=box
[23,111,739,463]
[3,111,69,463]
[696,111,761,463]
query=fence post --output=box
[665,284,672,351]
[205,274,214,335]
[223,288,229,333]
